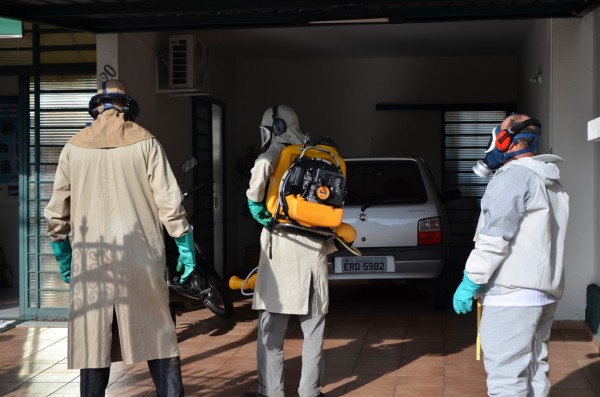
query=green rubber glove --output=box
[50,238,72,284]
[453,270,482,314]
[174,232,196,284]
[247,198,273,227]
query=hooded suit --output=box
[465,154,569,299]
[246,105,334,315]
[245,106,336,397]
[465,153,569,397]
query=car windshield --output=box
[345,160,428,207]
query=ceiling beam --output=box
[576,0,600,16]
[0,0,592,33]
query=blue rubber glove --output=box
[174,232,196,284]
[453,270,481,314]
[247,198,272,227]
[50,238,72,284]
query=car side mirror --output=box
[182,157,198,174]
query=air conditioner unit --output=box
[168,35,208,91]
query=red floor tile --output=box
[0,282,598,396]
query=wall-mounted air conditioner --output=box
[169,35,195,89]
[156,34,209,95]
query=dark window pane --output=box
[345,160,427,206]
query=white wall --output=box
[519,16,598,320]
[552,17,596,320]
[518,20,552,153]
[593,10,600,287]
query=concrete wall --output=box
[519,13,598,320]
[593,9,600,287]
[549,17,595,320]
[587,8,600,333]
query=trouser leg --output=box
[80,367,110,397]
[480,305,545,397]
[147,356,185,397]
[297,311,326,397]
[528,303,557,397]
[257,310,289,397]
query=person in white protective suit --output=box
[453,113,570,396]
[244,105,335,397]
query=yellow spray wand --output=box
[476,298,482,361]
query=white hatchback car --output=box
[328,158,451,283]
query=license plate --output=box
[335,256,393,273]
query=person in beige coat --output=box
[44,80,196,397]
[244,105,333,397]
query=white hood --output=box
[258,105,306,166]
[499,154,563,187]
[261,105,305,147]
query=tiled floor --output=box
[0,281,599,396]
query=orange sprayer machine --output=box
[229,136,359,294]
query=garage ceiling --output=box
[1,1,598,62]
[0,1,598,34]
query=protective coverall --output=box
[466,154,569,396]
[246,105,335,397]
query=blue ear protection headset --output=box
[88,81,140,122]
[271,106,287,135]
[494,117,541,152]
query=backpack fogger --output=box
[229,136,359,296]
[265,136,356,243]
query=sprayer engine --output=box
[284,158,346,207]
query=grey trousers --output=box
[480,303,557,397]
[256,309,326,397]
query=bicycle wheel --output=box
[196,266,234,319]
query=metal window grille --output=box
[25,74,95,317]
[443,109,508,270]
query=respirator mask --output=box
[259,105,291,150]
[472,118,541,178]
[260,126,273,150]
